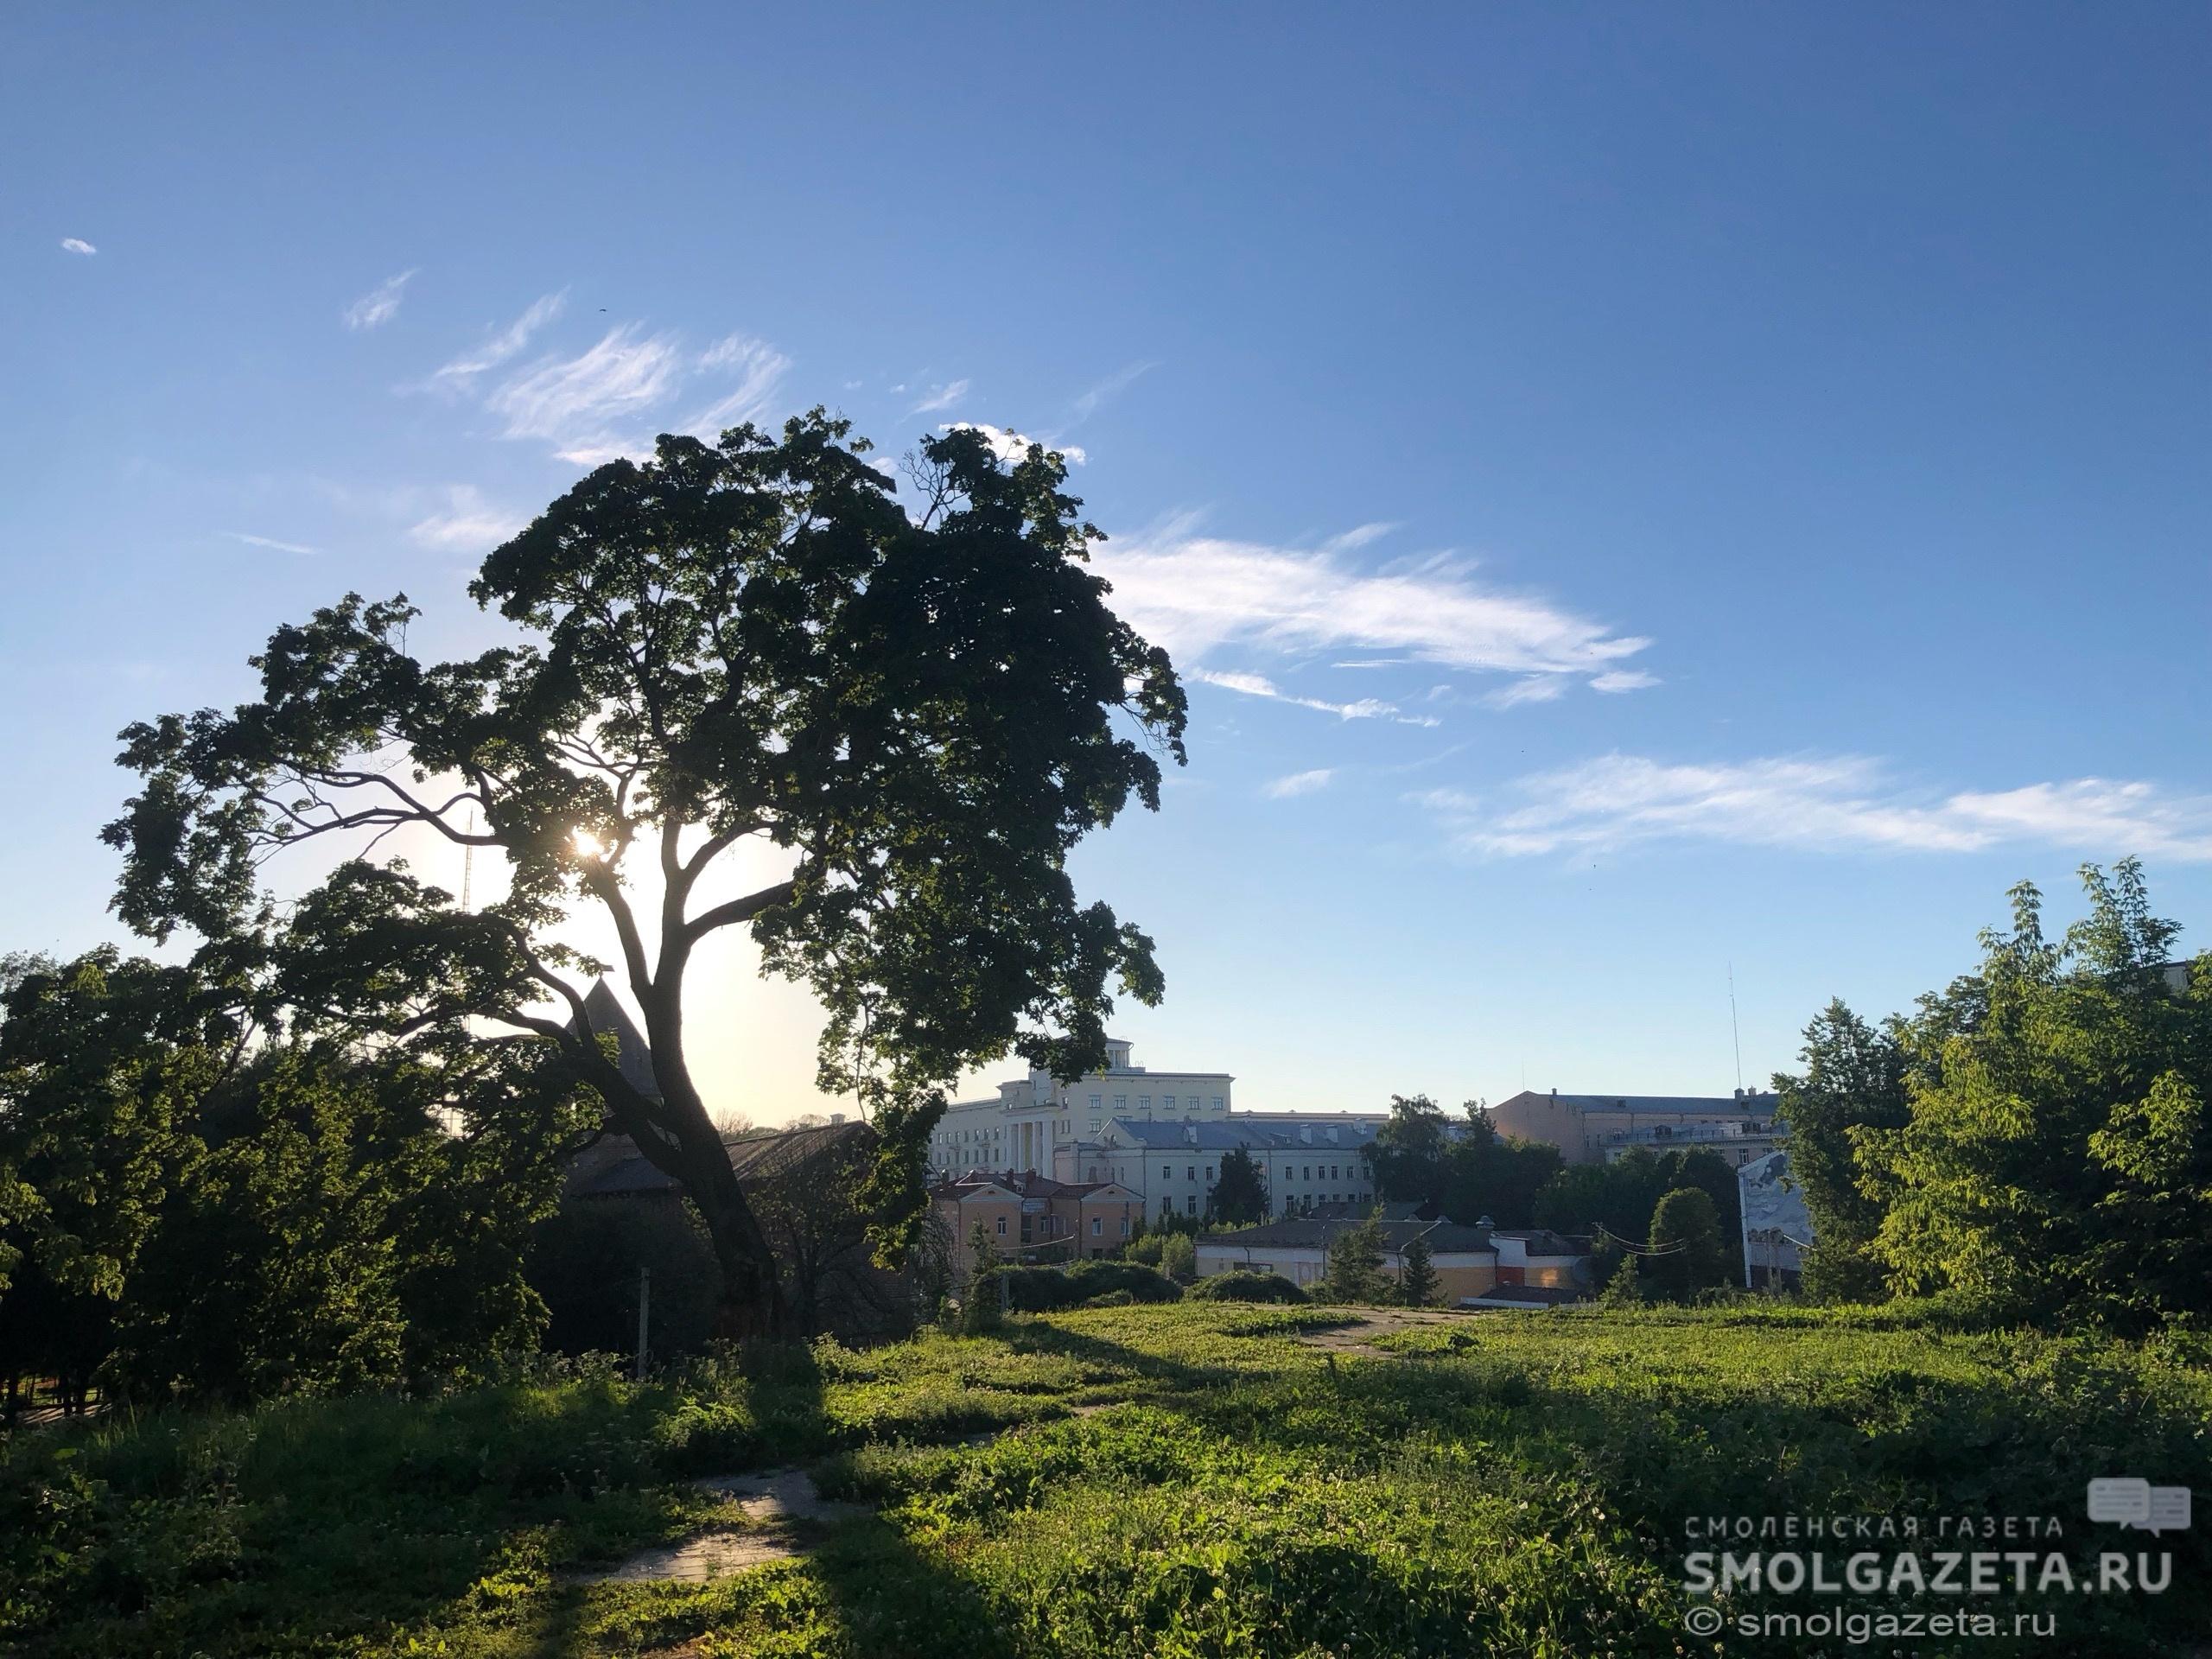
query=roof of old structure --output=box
[568,1120,869,1200]
[577,979,663,1103]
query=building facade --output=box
[1487,1088,1786,1167]
[928,1039,1235,1178]
[931,1173,1146,1276]
[1193,1212,1592,1305]
[1071,1114,1386,1220]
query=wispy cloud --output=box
[431,291,567,384]
[910,378,970,414]
[1071,359,1158,420]
[1265,768,1335,798]
[1094,530,1651,696]
[945,423,1087,467]
[481,325,685,464]
[1483,675,1570,709]
[225,531,318,556]
[409,486,526,553]
[1192,668,1434,727]
[343,270,417,331]
[1411,753,2212,861]
[60,237,96,256]
[454,316,791,464]
[686,334,792,435]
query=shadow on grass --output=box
[511,1341,1017,1659]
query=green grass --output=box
[3,1303,2209,1656]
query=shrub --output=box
[997,1262,1182,1312]
[1188,1272,1306,1304]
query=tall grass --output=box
[3,1304,2206,1656]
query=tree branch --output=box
[683,880,797,945]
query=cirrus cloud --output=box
[1412,753,2212,862]
[1094,530,1651,696]
[343,270,417,331]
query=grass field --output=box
[3,1301,2209,1656]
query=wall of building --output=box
[927,1043,1236,1177]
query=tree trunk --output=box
[690,1142,791,1339]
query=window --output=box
[1303,1166,1311,1180]
[1139,1096,1151,1111]
[995,1217,1007,1236]
[1119,1216,1129,1236]
[1163,1095,1175,1110]
[1185,1194,1197,1215]
[1205,1166,1214,1182]
[1114,1095,1127,1112]
[1160,1197,1172,1217]
[1091,1217,1102,1236]
[1211,1096,1224,1112]
[1089,1118,1102,1134]
[1089,1094,1102,1111]
[1187,1166,1196,1181]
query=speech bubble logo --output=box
[2143,1487,2192,1536]
[2088,1478,2152,1526]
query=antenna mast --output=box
[1728,962,1743,1092]
[460,804,475,912]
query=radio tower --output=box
[460,804,476,912]
[1728,962,1743,1092]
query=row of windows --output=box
[1087,1092,1225,1114]
[1105,1160,1370,1185]
[989,1214,1133,1239]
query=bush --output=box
[995,1262,1183,1312]
[1160,1235,1197,1284]
[1187,1272,1306,1305]
[1124,1234,1166,1268]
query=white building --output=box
[1068,1112,1387,1221]
[927,1039,1235,1179]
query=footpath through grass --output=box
[3,1301,2209,1656]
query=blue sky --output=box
[5,4,2209,1120]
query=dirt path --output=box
[576,1468,870,1583]
[1296,1308,1474,1355]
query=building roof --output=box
[1198,1216,1495,1256]
[1490,1228,1588,1256]
[1463,1283,1586,1308]
[1104,1115,1384,1152]
[1510,1090,1780,1114]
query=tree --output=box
[1859,862,2212,1328]
[1441,1109,1564,1229]
[1319,1218,1388,1304]
[1772,1000,1910,1299]
[1159,1234,1197,1284]
[1372,1095,1562,1226]
[100,416,1186,1336]
[1207,1147,1269,1224]
[1396,1231,1438,1306]
[1596,1251,1643,1307]
[968,1220,1001,1284]
[0,950,579,1403]
[1370,1094,1452,1203]
[1647,1187,1727,1302]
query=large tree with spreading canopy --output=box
[104,413,1186,1335]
